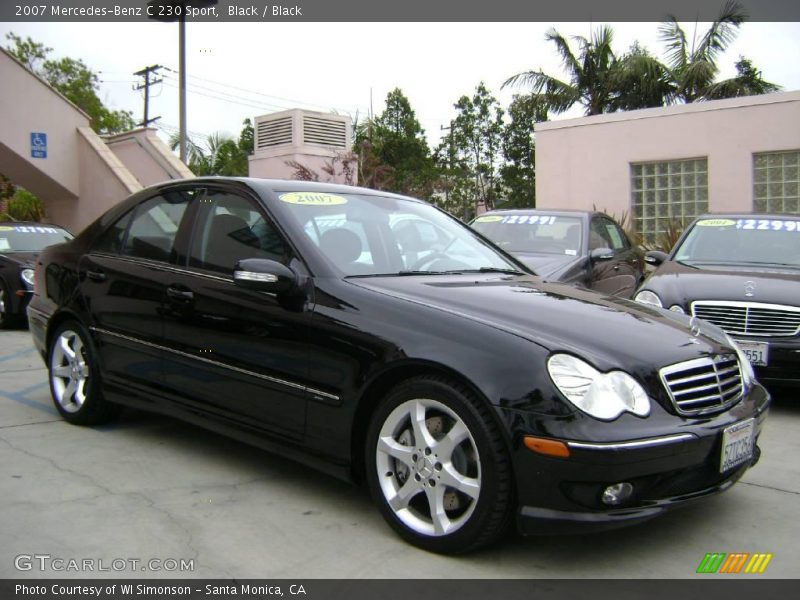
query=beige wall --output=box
[106,128,193,187]
[0,48,88,200]
[535,91,800,216]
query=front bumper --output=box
[742,337,800,387]
[506,383,770,534]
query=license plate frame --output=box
[720,418,756,473]
[736,340,769,367]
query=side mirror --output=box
[233,258,296,294]
[645,250,669,267]
[589,247,614,261]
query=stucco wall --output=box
[106,128,194,187]
[535,91,800,216]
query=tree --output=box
[356,89,435,197]
[5,33,135,134]
[503,26,620,116]
[610,42,676,111]
[438,83,505,218]
[658,1,777,102]
[704,56,781,99]
[499,95,548,208]
[170,119,253,176]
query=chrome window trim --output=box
[567,433,695,451]
[90,252,233,284]
[691,300,800,337]
[90,327,339,403]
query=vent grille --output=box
[303,116,347,148]
[256,116,293,149]
[659,354,743,416]
[692,301,800,337]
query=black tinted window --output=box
[94,211,133,254]
[189,191,290,274]
[121,192,190,263]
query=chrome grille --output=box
[692,301,800,337]
[659,355,744,416]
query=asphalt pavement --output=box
[1,328,798,578]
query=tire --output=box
[0,280,19,330]
[365,375,513,554]
[47,320,120,425]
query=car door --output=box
[159,187,309,439]
[79,188,196,393]
[588,216,640,297]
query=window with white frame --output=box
[753,150,800,214]
[631,158,708,245]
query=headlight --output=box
[634,290,662,308]
[547,354,651,420]
[724,334,756,387]
[20,268,35,288]
[668,304,685,314]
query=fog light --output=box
[602,482,633,506]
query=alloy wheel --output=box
[50,330,90,413]
[375,398,481,536]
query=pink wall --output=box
[535,91,800,216]
[106,128,193,187]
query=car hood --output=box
[645,260,800,306]
[0,251,37,267]
[511,253,580,278]
[349,274,729,373]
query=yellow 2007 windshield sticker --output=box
[474,215,504,223]
[279,192,348,206]
[696,219,736,227]
[0,226,14,231]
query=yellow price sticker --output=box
[0,226,14,231]
[279,192,348,206]
[474,215,503,223]
[696,219,736,227]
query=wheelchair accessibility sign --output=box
[31,132,47,159]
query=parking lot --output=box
[1,328,798,579]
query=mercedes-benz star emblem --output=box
[744,281,756,297]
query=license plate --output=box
[736,340,769,366]
[720,418,755,473]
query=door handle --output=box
[85,269,106,282]
[166,286,194,301]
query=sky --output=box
[2,20,799,149]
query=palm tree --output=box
[503,25,619,116]
[704,56,781,99]
[659,0,748,102]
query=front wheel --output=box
[366,376,513,554]
[48,321,120,425]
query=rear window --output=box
[0,224,72,252]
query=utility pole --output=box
[133,64,163,127]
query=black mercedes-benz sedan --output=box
[28,180,769,553]
[0,221,72,328]
[470,209,644,298]
[635,214,800,389]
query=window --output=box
[94,211,133,255]
[189,191,290,274]
[120,193,190,262]
[631,158,708,245]
[754,150,800,214]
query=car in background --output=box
[635,214,800,388]
[27,180,769,553]
[471,209,645,298]
[0,221,72,328]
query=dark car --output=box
[28,179,769,554]
[0,222,72,328]
[635,214,800,389]
[470,209,645,298]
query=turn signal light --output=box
[523,436,570,458]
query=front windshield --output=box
[0,224,72,252]
[276,191,523,276]
[472,214,583,256]
[674,217,800,268]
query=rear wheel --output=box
[48,321,120,425]
[366,376,513,554]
